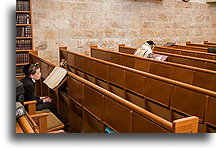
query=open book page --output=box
[155,56,162,61]
[43,67,67,89]
[153,54,168,61]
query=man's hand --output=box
[40,96,47,100]
[43,97,52,103]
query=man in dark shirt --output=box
[20,63,61,119]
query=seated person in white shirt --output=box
[134,40,155,59]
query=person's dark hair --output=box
[23,63,40,77]
[146,40,155,45]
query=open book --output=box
[153,54,168,61]
[43,66,67,89]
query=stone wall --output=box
[32,0,216,64]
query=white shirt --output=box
[31,78,36,83]
[133,43,153,59]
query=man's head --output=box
[146,40,155,49]
[23,63,41,80]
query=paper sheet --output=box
[43,67,67,89]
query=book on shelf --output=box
[16,1,30,11]
[16,14,30,24]
[16,39,32,50]
[25,26,31,37]
[16,52,29,64]
[16,72,25,76]
[43,67,67,89]
[16,65,25,76]
[16,26,31,37]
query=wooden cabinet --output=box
[16,0,34,79]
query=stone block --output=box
[33,29,44,40]
[84,29,96,39]
[103,29,117,38]
[44,30,58,40]
[71,11,84,20]
[71,30,84,39]
[34,1,61,10]
[53,20,70,29]
[60,1,77,10]
[34,41,47,51]
[58,29,71,39]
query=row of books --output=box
[16,14,30,24]
[16,1,30,11]
[16,72,25,76]
[16,39,32,50]
[16,52,29,64]
[16,65,25,76]
[16,26,31,37]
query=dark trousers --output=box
[36,102,62,120]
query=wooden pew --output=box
[24,101,65,133]
[28,52,199,133]
[16,112,65,133]
[21,55,66,133]
[119,45,216,71]
[204,41,216,45]
[154,46,216,60]
[16,121,24,133]
[16,111,56,133]
[16,115,36,133]
[91,46,216,92]
[186,41,216,48]
[16,121,25,133]
[59,47,216,133]
[172,45,209,53]
[16,100,65,133]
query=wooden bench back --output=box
[91,46,216,92]
[186,41,216,48]
[59,47,215,133]
[204,41,216,45]
[156,51,216,71]
[172,45,209,53]
[154,46,216,60]
[119,46,216,71]
[119,45,216,71]
[17,115,36,133]
[28,52,199,133]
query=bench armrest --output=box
[29,112,49,133]
[23,100,37,105]
[24,101,37,115]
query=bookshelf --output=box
[16,0,34,79]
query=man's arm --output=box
[23,81,43,104]
[147,53,154,59]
